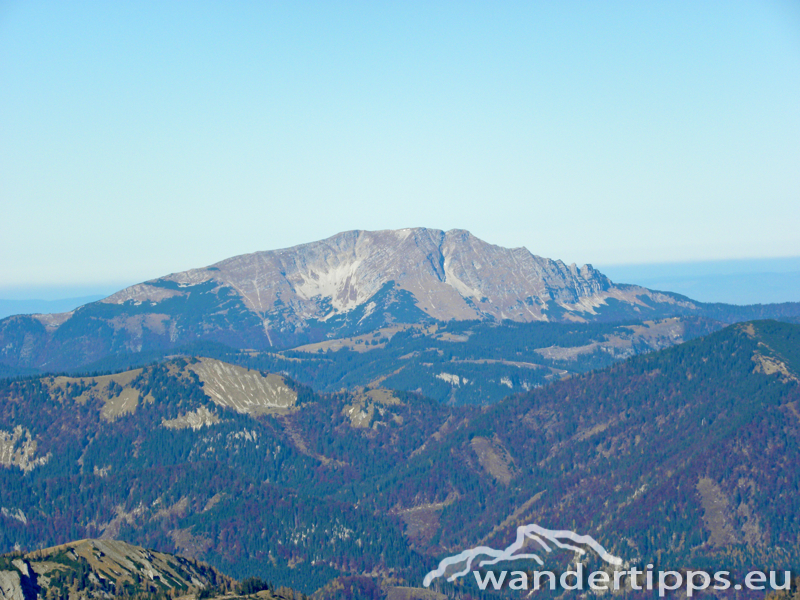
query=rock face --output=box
[104,228,624,323]
[0,570,24,600]
[188,358,298,416]
[0,427,49,473]
[0,228,703,371]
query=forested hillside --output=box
[1,321,798,597]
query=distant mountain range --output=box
[1,228,799,374]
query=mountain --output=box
[99,227,648,324]
[0,357,450,594]
[1,320,799,596]
[0,538,324,599]
[0,539,232,600]
[7,227,783,374]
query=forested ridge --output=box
[0,321,798,597]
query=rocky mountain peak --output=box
[105,228,618,324]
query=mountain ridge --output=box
[1,228,799,374]
[101,227,627,322]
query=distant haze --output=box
[0,284,129,320]
[599,257,800,305]
[0,296,105,320]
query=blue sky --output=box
[1,1,799,291]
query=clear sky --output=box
[2,0,799,290]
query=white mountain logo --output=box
[423,524,623,587]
